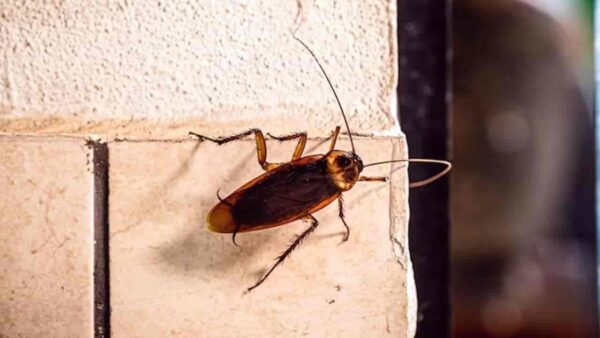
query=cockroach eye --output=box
[336,156,351,167]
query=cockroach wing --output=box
[207,155,341,233]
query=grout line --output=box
[0,134,89,142]
[91,141,110,338]
[0,133,401,144]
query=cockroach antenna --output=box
[292,34,356,154]
[291,34,451,188]
[363,158,452,188]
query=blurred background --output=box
[452,0,596,337]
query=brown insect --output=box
[190,36,451,292]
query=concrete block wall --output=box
[0,0,398,138]
[0,1,416,337]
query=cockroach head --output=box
[352,152,364,172]
[325,150,364,191]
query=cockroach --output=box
[189,35,451,292]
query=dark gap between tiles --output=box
[91,141,110,338]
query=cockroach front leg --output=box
[266,132,307,160]
[338,195,350,243]
[247,215,319,292]
[358,176,389,182]
[189,129,279,171]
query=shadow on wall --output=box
[143,141,281,279]
[452,0,596,337]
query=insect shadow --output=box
[110,142,203,240]
[153,141,292,277]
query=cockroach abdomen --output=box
[206,201,237,233]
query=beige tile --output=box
[110,136,414,337]
[0,138,93,337]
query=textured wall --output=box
[0,1,414,337]
[0,0,398,138]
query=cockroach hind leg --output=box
[247,215,320,292]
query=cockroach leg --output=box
[189,129,261,145]
[338,195,350,242]
[266,132,307,160]
[247,215,319,292]
[262,163,282,171]
[358,176,389,182]
[328,126,341,152]
[189,129,281,172]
